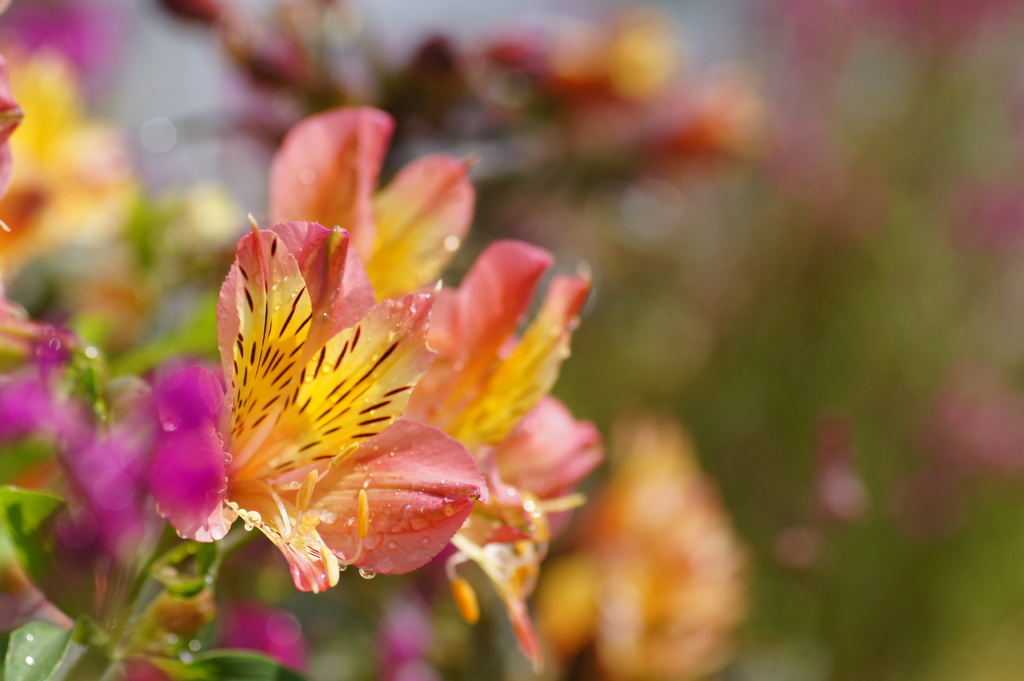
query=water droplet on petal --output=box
[376,557,394,574]
[358,568,376,579]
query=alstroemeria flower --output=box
[402,240,600,668]
[0,45,133,274]
[156,222,487,593]
[269,106,474,301]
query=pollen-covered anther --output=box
[357,488,370,538]
[328,442,361,469]
[510,564,533,595]
[451,576,480,624]
[300,512,321,529]
[296,469,319,511]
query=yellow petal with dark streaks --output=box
[227,227,314,475]
[243,292,436,478]
[447,274,590,449]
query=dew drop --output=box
[25,656,34,666]
[444,235,461,252]
[363,533,382,550]
[48,338,61,351]
[388,541,398,549]
[167,634,179,645]
[376,557,394,574]
[420,536,431,545]
[24,634,33,642]
[358,568,376,579]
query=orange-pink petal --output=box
[313,419,487,575]
[407,240,552,424]
[269,107,392,260]
[494,396,602,500]
[270,221,375,353]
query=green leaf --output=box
[0,486,65,585]
[0,439,56,487]
[110,291,220,377]
[152,540,221,598]
[2,621,82,681]
[153,651,311,681]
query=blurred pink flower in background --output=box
[0,0,127,89]
[220,601,309,671]
[922,364,1024,476]
[377,593,441,681]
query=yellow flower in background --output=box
[0,46,134,276]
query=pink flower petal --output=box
[269,107,393,260]
[314,420,487,575]
[495,397,602,500]
[450,240,552,371]
[407,240,552,421]
[270,221,375,350]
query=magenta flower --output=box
[156,222,487,592]
[219,602,308,671]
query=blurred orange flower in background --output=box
[537,415,746,681]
